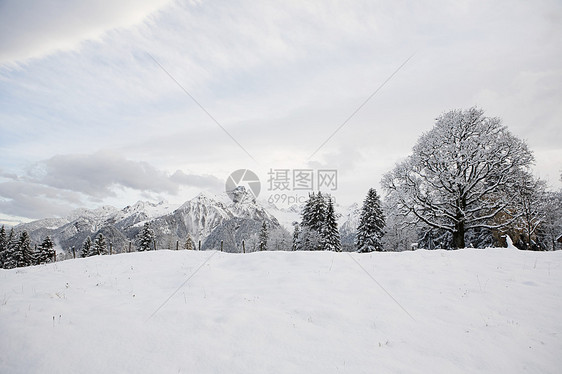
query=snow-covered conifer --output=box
[184,233,195,250]
[356,188,385,252]
[301,192,316,229]
[82,236,92,257]
[92,234,108,255]
[299,192,329,250]
[292,222,300,251]
[3,229,17,269]
[299,227,323,251]
[258,220,268,251]
[310,192,327,233]
[323,197,342,252]
[137,222,155,251]
[0,226,6,268]
[16,231,34,267]
[37,236,55,264]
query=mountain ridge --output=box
[13,189,359,254]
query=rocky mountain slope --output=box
[16,188,280,255]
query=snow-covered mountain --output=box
[15,188,280,255]
[261,202,302,231]
[149,189,281,251]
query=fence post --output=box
[128,241,132,253]
[220,240,223,252]
[176,240,179,250]
[242,240,245,254]
[72,246,76,259]
[198,240,201,251]
[109,242,113,255]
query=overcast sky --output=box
[1,0,561,224]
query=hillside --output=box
[1,248,560,373]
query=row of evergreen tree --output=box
[79,234,111,257]
[79,223,166,257]
[292,192,341,251]
[0,221,166,269]
[0,226,55,269]
[291,189,385,253]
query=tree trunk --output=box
[453,222,465,249]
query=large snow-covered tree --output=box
[382,107,534,249]
[356,188,385,252]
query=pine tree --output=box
[15,231,34,267]
[184,233,195,250]
[82,236,92,257]
[3,229,17,269]
[0,225,6,268]
[92,234,108,255]
[301,192,316,229]
[258,220,268,251]
[137,222,155,251]
[299,192,330,250]
[292,222,300,251]
[322,197,342,251]
[299,227,323,251]
[37,236,55,264]
[310,192,327,232]
[356,188,385,252]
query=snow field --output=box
[0,249,561,373]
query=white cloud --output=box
[0,0,561,220]
[0,151,226,219]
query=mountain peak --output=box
[230,186,256,204]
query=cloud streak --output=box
[0,0,173,65]
[30,151,180,197]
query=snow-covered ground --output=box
[1,249,560,373]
